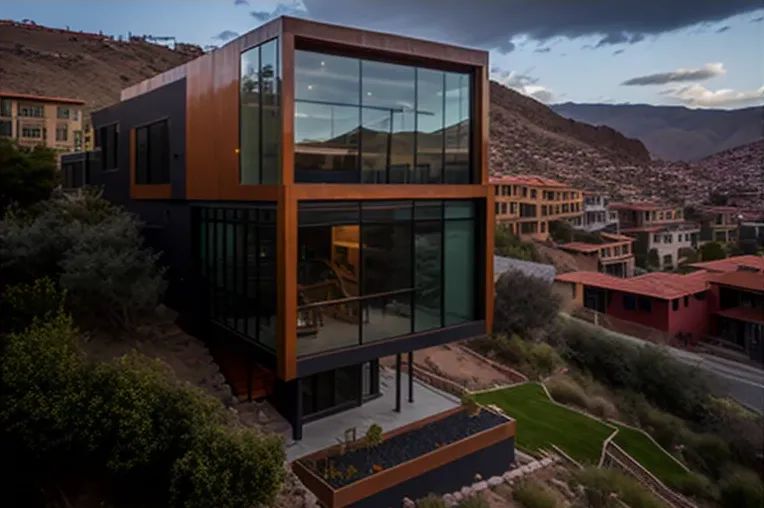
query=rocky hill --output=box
[552,102,764,162]
[3,20,759,210]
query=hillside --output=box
[3,20,759,209]
[551,102,764,162]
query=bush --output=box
[513,481,558,508]
[494,225,540,261]
[494,270,561,338]
[719,467,764,508]
[0,188,166,330]
[0,138,58,210]
[457,495,490,508]
[698,241,726,261]
[573,467,664,508]
[545,376,619,419]
[471,334,563,378]
[169,426,286,508]
[674,472,718,501]
[415,494,448,508]
[0,277,66,334]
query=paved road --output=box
[563,314,764,414]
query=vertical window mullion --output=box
[440,201,446,327]
[357,59,363,184]
[243,212,250,338]
[211,209,218,319]
[233,211,239,331]
[258,46,264,184]
[222,210,229,325]
[358,202,364,345]
[255,212,261,345]
[441,73,446,184]
[412,68,418,185]
[410,200,416,334]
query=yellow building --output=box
[491,175,583,238]
[0,92,86,153]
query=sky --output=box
[3,0,764,109]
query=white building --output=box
[569,192,619,233]
[647,224,700,270]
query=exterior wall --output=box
[573,194,619,233]
[493,181,583,239]
[0,95,84,153]
[647,228,699,269]
[605,289,670,332]
[667,292,710,342]
[615,205,684,230]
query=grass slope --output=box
[612,424,691,488]
[475,383,614,464]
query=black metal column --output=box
[395,353,402,412]
[407,351,414,403]
[293,378,303,441]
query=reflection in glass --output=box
[415,69,445,184]
[361,61,415,184]
[444,202,475,325]
[294,102,360,182]
[260,40,281,184]
[444,72,471,184]
[240,47,261,184]
[414,202,443,331]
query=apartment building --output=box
[0,92,85,152]
[611,202,699,270]
[492,175,583,239]
[699,206,741,244]
[558,233,635,278]
[70,17,496,450]
[569,192,619,233]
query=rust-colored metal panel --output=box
[477,65,490,185]
[291,184,490,201]
[277,186,297,380]
[129,128,172,200]
[485,187,495,333]
[121,66,188,101]
[283,16,488,69]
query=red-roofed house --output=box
[699,206,743,244]
[557,233,635,277]
[687,255,764,274]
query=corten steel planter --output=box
[292,406,516,508]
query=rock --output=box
[488,476,503,487]
[460,486,472,497]
[442,493,455,505]
[402,497,415,508]
[257,409,270,424]
[472,481,488,492]
[452,491,463,503]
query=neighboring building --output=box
[494,255,556,284]
[557,233,635,278]
[0,91,85,153]
[611,202,699,270]
[739,221,764,253]
[69,17,496,446]
[555,270,710,343]
[686,255,764,274]
[569,192,619,233]
[699,206,741,244]
[492,175,583,239]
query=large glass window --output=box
[294,49,473,184]
[240,39,281,184]
[296,199,479,356]
[195,204,277,350]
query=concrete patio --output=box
[284,366,460,461]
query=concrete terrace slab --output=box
[284,367,460,461]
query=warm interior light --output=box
[307,85,313,90]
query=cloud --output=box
[533,47,551,53]
[716,25,730,33]
[234,0,248,5]
[660,83,764,108]
[613,49,625,55]
[621,62,726,86]
[490,67,556,103]
[751,16,764,23]
[251,2,308,23]
[213,30,239,41]
[298,0,761,52]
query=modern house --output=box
[557,233,635,278]
[0,91,85,153]
[569,192,619,234]
[492,175,583,239]
[66,17,495,442]
[699,206,741,244]
[611,202,699,270]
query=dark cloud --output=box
[251,3,307,23]
[751,16,764,23]
[234,0,248,5]
[213,30,239,41]
[534,47,551,53]
[299,0,762,52]
[621,63,726,86]
[716,25,730,33]
[613,49,625,55]
[250,11,271,22]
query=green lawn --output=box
[612,424,691,488]
[475,383,615,464]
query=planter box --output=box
[292,406,516,508]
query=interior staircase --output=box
[208,343,275,402]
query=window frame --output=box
[96,122,120,171]
[134,118,170,185]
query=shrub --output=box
[415,494,448,508]
[698,241,726,262]
[0,138,58,210]
[513,481,558,508]
[545,376,619,419]
[674,472,718,501]
[719,467,764,508]
[0,277,66,334]
[494,225,540,261]
[457,495,490,508]
[169,426,286,508]
[470,334,563,378]
[494,270,561,338]
[573,467,664,508]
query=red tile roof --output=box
[555,271,710,300]
[715,307,764,325]
[490,175,572,188]
[687,255,764,273]
[0,91,85,105]
[609,202,667,212]
[707,270,764,293]
[558,242,601,253]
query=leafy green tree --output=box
[494,224,539,261]
[494,269,561,337]
[0,138,58,210]
[646,248,660,269]
[698,241,726,262]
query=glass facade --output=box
[240,39,281,185]
[195,204,277,349]
[294,50,472,184]
[296,200,479,357]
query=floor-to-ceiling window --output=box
[195,204,277,349]
[294,49,472,184]
[296,199,479,357]
[240,39,281,185]
[300,361,380,419]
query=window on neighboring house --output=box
[495,203,500,215]
[134,119,170,184]
[56,125,68,142]
[522,187,528,197]
[97,124,119,170]
[0,120,11,137]
[0,99,12,117]
[21,126,42,138]
[530,189,537,199]
[638,297,652,312]
[57,107,70,120]
[684,296,689,307]
[672,299,679,311]
[541,222,546,233]
[623,294,637,310]
[18,104,43,118]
